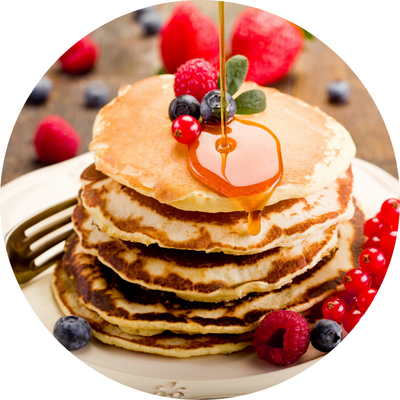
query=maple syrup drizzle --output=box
[187,2,283,236]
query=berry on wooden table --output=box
[327,79,350,103]
[27,76,52,105]
[160,2,219,74]
[253,310,310,366]
[59,36,99,74]
[137,7,162,36]
[33,115,81,164]
[85,81,110,108]
[231,8,304,86]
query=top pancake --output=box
[90,75,356,213]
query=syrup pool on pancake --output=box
[188,118,283,235]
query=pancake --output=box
[89,75,356,213]
[80,164,354,254]
[73,202,339,302]
[59,208,363,336]
[52,262,253,357]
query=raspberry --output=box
[174,58,218,102]
[160,2,219,74]
[231,8,304,86]
[59,36,99,74]
[33,115,81,164]
[253,310,310,366]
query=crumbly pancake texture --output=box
[90,75,356,213]
[74,202,339,302]
[80,164,354,254]
[59,209,363,336]
[52,263,253,357]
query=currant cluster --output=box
[322,198,398,333]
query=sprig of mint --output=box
[218,55,266,115]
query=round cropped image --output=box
[1,1,399,399]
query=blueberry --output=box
[327,79,350,103]
[310,319,342,353]
[137,8,162,36]
[53,315,92,351]
[200,90,237,124]
[85,81,110,108]
[27,76,52,104]
[169,95,200,122]
[133,7,153,21]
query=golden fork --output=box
[5,197,78,284]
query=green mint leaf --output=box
[300,28,314,40]
[235,89,266,115]
[218,55,248,96]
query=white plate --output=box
[1,154,399,399]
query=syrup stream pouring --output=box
[189,2,284,236]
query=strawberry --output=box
[231,8,304,86]
[160,2,219,74]
[59,36,99,74]
[33,115,81,164]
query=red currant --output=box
[336,290,358,310]
[372,266,388,289]
[363,236,381,250]
[380,198,400,230]
[363,217,388,238]
[342,308,364,333]
[322,296,346,323]
[357,288,378,312]
[380,230,397,262]
[343,269,371,294]
[171,115,201,144]
[358,247,386,276]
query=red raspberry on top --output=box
[231,8,304,86]
[253,310,310,366]
[160,2,219,73]
[33,115,81,164]
[174,58,218,102]
[59,36,99,74]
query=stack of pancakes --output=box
[52,75,363,358]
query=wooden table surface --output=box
[2,1,397,186]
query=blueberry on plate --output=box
[200,90,237,124]
[53,315,92,351]
[169,95,200,122]
[85,81,110,108]
[27,76,52,104]
[327,79,350,103]
[310,319,342,352]
[137,8,162,36]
